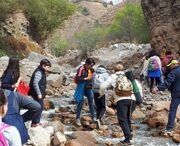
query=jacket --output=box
[92,67,109,93]
[28,66,46,98]
[99,71,137,104]
[158,66,180,98]
[1,72,17,91]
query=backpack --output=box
[2,92,29,144]
[115,73,133,96]
[148,57,159,71]
[0,123,10,146]
[17,80,30,96]
[93,73,105,89]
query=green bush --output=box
[75,26,107,55]
[51,38,69,57]
[108,3,149,43]
[0,0,22,22]
[24,0,76,41]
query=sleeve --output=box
[3,126,22,146]
[33,71,42,96]
[158,70,175,91]
[99,75,114,96]
[1,73,13,90]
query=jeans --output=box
[166,97,180,130]
[94,93,106,121]
[76,89,95,119]
[4,89,42,124]
[116,99,136,140]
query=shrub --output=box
[24,0,76,42]
[51,38,69,57]
[75,26,107,55]
[108,3,149,43]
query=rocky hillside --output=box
[141,0,180,53]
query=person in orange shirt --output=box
[74,58,96,126]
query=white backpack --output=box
[93,73,105,89]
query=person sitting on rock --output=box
[152,60,180,136]
[74,58,96,126]
[28,59,51,127]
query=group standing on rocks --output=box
[0,48,180,146]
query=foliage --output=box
[108,3,149,43]
[0,0,22,22]
[24,0,76,41]
[75,26,107,55]
[51,38,69,57]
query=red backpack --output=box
[0,123,10,146]
[17,80,30,96]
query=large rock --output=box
[147,109,168,128]
[28,126,51,146]
[66,131,97,146]
[141,0,180,52]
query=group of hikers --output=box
[0,48,179,146]
[73,49,180,145]
[0,58,51,146]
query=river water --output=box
[46,96,179,146]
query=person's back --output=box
[0,89,22,146]
[93,65,109,93]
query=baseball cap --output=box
[166,60,178,67]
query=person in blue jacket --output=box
[153,60,180,136]
[1,57,20,91]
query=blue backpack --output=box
[2,92,29,144]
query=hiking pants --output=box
[31,98,44,124]
[94,93,106,121]
[150,77,161,91]
[166,97,180,130]
[116,99,136,140]
[76,89,95,119]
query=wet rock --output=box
[146,109,168,128]
[172,130,180,143]
[44,99,55,110]
[106,106,116,116]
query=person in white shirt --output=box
[99,64,136,145]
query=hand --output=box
[12,83,19,88]
[38,95,42,99]
[152,87,159,94]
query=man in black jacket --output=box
[29,59,51,127]
[153,60,180,136]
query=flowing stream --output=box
[45,96,179,146]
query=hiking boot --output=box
[120,139,133,146]
[92,117,97,122]
[162,129,173,137]
[96,119,101,129]
[75,119,82,127]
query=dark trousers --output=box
[166,97,180,130]
[150,77,161,91]
[94,93,106,121]
[32,98,44,124]
[116,99,136,140]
